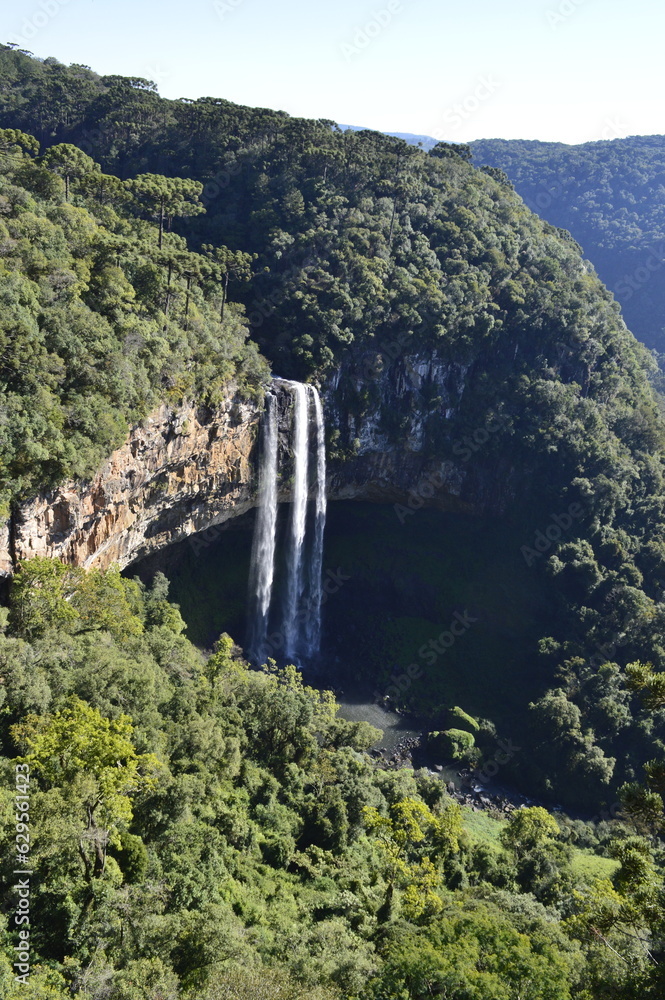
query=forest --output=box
[1,45,665,999]
[2,559,665,1000]
[470,136,665,356]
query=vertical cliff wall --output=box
[0,352,512,578]
[0,388,261,577]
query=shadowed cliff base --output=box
[128,502,556,784]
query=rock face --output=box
[0,388,261,577]
[0,351,514,577]
[325,349,516,515]
[325,352,471,509]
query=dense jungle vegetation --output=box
[2,46,665,998]
[0,113,267,510]
[470,136,665,355]
[2,559,665,1000]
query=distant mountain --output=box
[339,124,441,150]
[469,136,665,355]
[341,126,665,355]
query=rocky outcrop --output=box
[0,388,261,576]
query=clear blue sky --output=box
[2,0,662,144]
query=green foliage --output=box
[12,694,159,885]
[428,727,476,761]
[367,898,582,999]
[8,558,82,639]
[626,661,665,710]
[501,806,560,855]
[0,127,39,158]
[41,143,97,201]
[0,560,647,998]
[4,59,665,830]
[126,173,205,247]
[471,135,665,353]
[447,705,479,732]
[0,121,268,503]
[1,47,665,997]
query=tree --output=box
[625,661,665,711]
[619,782,664,835]
[500,806,560,855]
[364,797,462,920]
[9,557,83,639]
[174,250,204,331]
[12,696,159,881]
[126,173,205,247]
[0,127,39,159]
[428,728,477,762]
[41,143,97,201]
[71,566,144,640]
[201,244,255,321]
[429,141,472,161]
[79,168,127,208]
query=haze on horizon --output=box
[2,0,661,146]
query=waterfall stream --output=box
[246,390,279,663]
[304,386,327,657]
[247,379,327,665]
[283,381,310,660]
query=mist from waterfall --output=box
[246,390,279,664]
[247,379,327,666]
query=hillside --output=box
[0,121,266,511]
[1,48,665,999]
[470,135,665,355]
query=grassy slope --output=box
[462,807,619,881]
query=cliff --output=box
[0,355,509,578]
[325,349,516,515]
[0,388,261,577]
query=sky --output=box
[2,0,663,144]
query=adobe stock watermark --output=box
[363,331,412,381]
[340,0,403,62]
[394,463,454,524]
[213,0,248,20]
[433,75,501,135]
[473,736,521,785]
[374,607,477,704]
[560,801,623,842]
[246,257,316,330]
[201,158,245,207]
[598,115,628,141]
[546,0,588,28]
[143,63,171,89]
[13,762,32,985]
[522,117,626,217]
[614,240,665,303]
[521,502,584,567]
[201,131,282,208]
[452,412,510,462]
[76,124,112,159]
[263,567,350,658]
[522,169,572,215]
[587,624,632,671]
[8,0,73,48]
[394,413,509,524]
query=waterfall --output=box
[246,390,279,663]
[304,386,327,657]
[247,378,327,665]
[283,381,310,661]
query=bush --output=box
[428,728,476,761]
